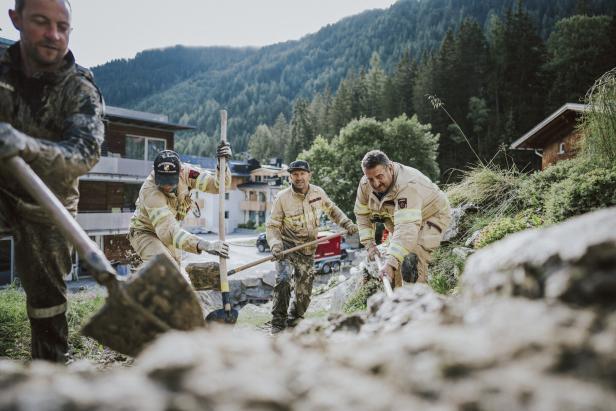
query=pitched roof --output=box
[510,103,588,150]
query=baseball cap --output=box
[154,150,180,186]
[288,160,311,173]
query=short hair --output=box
[15,0,72,14]
[361,150,391,169]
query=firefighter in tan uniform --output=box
[354,150,451,287]
[128,149,231,276]
[266,160,358,334]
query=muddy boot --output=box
[270,323,286,335]
[286,316,302,328]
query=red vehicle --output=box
[314,231,343,274]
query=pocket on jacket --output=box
[418,220,443,250]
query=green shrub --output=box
[343,277,383,313]
[446,165,526,216]
[0,286,109,361]
[428,246,465,294]
[475,210,543,248]
[544,166,616,223]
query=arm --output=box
[188,163,232,193]
[384,186,422,270]
[265,195,284,250]
[27,76,104,180]
[144,191,201,254]
[321,190,354,231]
[353,183,374,246]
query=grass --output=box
[343,277,383,314]
[0,285,123,363]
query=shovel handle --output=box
[218,110,231,312]
[375,256,394,298]
[228,232,342,275]
[8,156,116,277]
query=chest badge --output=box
[398,198,407,209]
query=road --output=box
[181,233,275,280]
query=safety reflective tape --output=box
[148,207,174,227]
[354,203,371,215]
[359,228,374,242]
[196,173,211,191]
[394,208,422,224]
[173,229,192,249]
[388,241,410,263]
[27,302,67,319]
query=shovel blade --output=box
[82,254,205,357]
[205,308,239,324]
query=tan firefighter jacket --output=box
[354,162,450,269]
[130,163,231,254]
[266,184,351,255]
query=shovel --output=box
[8,156,205,357]
[375,255,394,298]
[205,110,239,324]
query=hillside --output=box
[93,0,616,152]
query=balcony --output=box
[80,156,153,182]
[240,201,267,212]
[76,212,133,235]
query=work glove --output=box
[0,122,28,159]
[270,244,284,261]
[198,239,229,259]
[342,221,358,236]
[366,242,381,262]
[217,141,232,160]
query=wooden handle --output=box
[218,110,231,310]
[8,156,116,277]
[375,256,394,298]
[228,232,342,275]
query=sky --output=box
[0,0,397,68]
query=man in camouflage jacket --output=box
[128,149,232,276]
[0,0,104,362]
[266,160,358,334]
[354,150,451,287]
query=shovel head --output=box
[205,308,239,324]
[82,254,205,357]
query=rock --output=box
[244,286,272,300]
[329,267,362,313]
[464,229,481,248]
[443,204,477,242]
[452,246,474,260]
[185,262,220,290]
[462,207,616,305]
[240,276,262,288]
[262,270,276,287]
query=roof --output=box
[510,103,588,150]
[0,37,15,48]
[179,155,252,177]
[105,106,194,132]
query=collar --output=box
[2,42,76,84]
[291,183,311,198]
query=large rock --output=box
[462,207,616,305]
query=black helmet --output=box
[154,150,181,186]
[288,160,311,173]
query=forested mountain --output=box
[93,0,616,171]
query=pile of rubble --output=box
[1,207,615,410]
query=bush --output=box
[238,221,256,229]
[474,210,543,248]
[544,166,616,223]
[0,286,109,361]
[428,246,465,294]
[446,165,525,216]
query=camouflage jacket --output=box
[130,163,231,254]
[354,162,449,269]
[266,184,351,255]
[0,43,104,218]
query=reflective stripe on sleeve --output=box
[354,203,371,215]
[388,241,410,263]
[173,229,192,249]
[27,302,67,319]
[148,207,174,227]
[394,208,422,224]
[196,173,211,191]
[359,227,374,242]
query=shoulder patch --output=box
[397,198,407,209]
[189,170,200,179]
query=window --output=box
[225,193,230,200]
[125,135,166,160]
[558,142,566,155]
[259,192,266,202]
[225,211,229,219]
